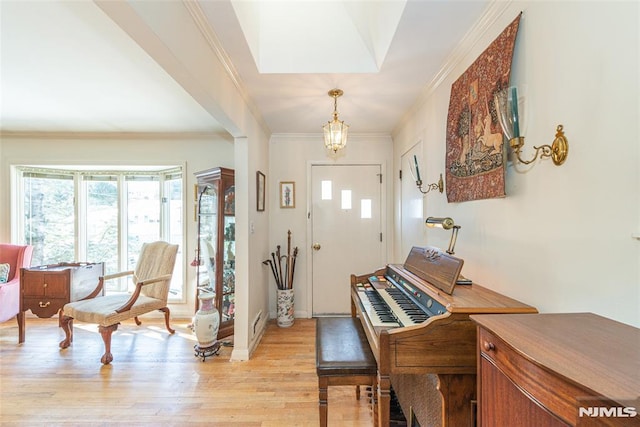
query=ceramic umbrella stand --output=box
[276,288,295,328]
[263,230,298,328]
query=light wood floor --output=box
[0,317,374,426]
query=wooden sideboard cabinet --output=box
[471,313,640,427]
[18,262,104,342]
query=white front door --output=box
[311,164,384,316]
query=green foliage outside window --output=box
[18,167,183,298]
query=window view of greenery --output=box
[126,178,161,270]
[166,177,183,292]
[20,167,183,299]
[24,173,75,264]
[86,177,118,275]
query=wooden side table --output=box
[18,262,104,342]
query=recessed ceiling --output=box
[0,0,490,136]
[199,0,489,134]
[231,0,406,73]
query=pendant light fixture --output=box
[322,89,349,154]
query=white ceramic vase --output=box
[276,289,294,328]
[194,292,219,348]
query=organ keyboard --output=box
[350,246,537,427]
[355,274,446,327]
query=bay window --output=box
[16,166,184,300]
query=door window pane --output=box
[341,190,352,210]
[361,199,372,219]
[321,180,332,200]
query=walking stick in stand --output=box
[262,259,277,288]
[286,230,292,289]
[279,253,288,290]
[271,251,281,289]
[263,231,299,291]
[276,245,284,290]
[289,247,298,290]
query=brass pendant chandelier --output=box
[322,89,349,154]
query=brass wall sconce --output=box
[411,155,443,194]
[494,87,569,166]
[425,216,460,254]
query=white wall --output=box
[268,134,393,318]
[0,134,234,319]
[236,127,272,359]
[393,1,639,327]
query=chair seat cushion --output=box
[316,317,377,376]
[63,294,165,327]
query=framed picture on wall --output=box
[256,171,265,212]
[279,181,295,208]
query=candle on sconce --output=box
[511,86,520,138]
[413,155,422,182]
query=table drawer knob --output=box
[43,283,48,288]
[39,301,51,308]
[483,341,495,351]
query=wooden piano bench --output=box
[315,317,377,427]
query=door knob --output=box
[312,243,321,251]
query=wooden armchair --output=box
[59,241,179,364]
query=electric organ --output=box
[350,246,537,426]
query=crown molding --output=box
[0,130,232,140]
[392,0,513,137]
[270,132,392,139]
[182,0,272,137]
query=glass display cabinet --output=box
[195,167,235,339]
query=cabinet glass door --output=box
[199,185,218,295]
[222,184,235,323]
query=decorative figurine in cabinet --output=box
[194,167,235,339]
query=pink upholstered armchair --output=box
[0,244,34,334]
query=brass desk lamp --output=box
[425,217,461,255]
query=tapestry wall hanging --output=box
[445,14,521,203]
